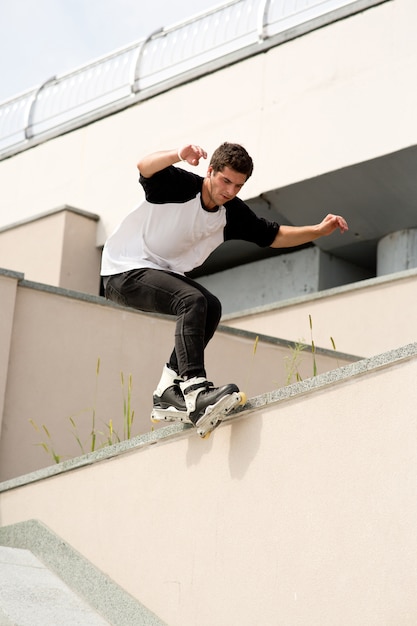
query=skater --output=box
[101,142,348,436]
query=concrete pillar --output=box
[0,206,101,295]
[377,229,417,276]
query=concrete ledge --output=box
[0,267,24,281]
[0,520,166,626]
[236,341,417,411]
[218,324,362,362]
[1,342,415,494]
[0,205,100,234]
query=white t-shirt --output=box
[101,165,279,276]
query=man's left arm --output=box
[270,214,348,248]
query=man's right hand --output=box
[177,144,207,166]
[137,145,207,177]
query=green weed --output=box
[28,420,62,464]
[29,357,137,464]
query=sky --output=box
[0,0,222,102]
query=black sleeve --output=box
[139,166,203,204]
[224,197,280,247]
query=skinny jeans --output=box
[104,269,222,379]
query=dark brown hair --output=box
[210,142,254,180]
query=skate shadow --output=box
[184,411,262,475]
[228,413,262,479]
[185,428,214,466]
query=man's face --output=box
[206,165,247,206]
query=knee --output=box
[208,293,222,322]
[180,290,208,317]
[178,288,222,323]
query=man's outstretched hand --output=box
[318,213,349,236]
[271,213,349,248]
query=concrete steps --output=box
[0,521,166,626]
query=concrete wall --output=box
[222,268,417,358]
[1,344,416,626]
[0,0,414,242]
[0,269,354,481]
[1,264,415,481]
[0,271,19,439]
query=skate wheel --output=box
[200,431,211,440]
[238,392,247,406]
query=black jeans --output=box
[104,269,222,379]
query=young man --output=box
[101,142,348,437]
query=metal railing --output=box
[0,0,386,159]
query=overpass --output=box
[0,0,416,312]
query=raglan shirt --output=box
[100,165,280,276]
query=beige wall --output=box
[1,348,416,626]
[0,272,352,481]
[224,269,417,358]
[1,265,415,481]
[0,208,101,294]
[0,272,19,436]
[0,0,415,243]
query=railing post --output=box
[130,28,164,94]
[257,0,272,41]
[24,76,56,140]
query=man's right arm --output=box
[137,145,207,178]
